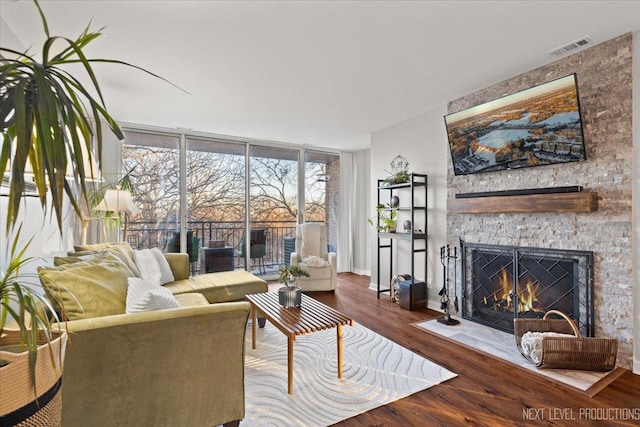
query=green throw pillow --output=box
[72,242,141,277]
[39,256,133,321]
[55,250,102,266]
[74,242,133,252]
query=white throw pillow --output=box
[150,247,175,285]
[126,277,180,313]
[133,248,175,286]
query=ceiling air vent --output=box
[548,36,595,56]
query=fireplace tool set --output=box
[438,245,460,325]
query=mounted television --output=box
[445,74,586,176]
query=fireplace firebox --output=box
[461,242,594,336]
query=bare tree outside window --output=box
[120,133,339,273]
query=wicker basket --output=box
[514,310,617,371]
[0,330,67,426]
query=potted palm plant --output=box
[0,232,66,426]
[0,1,172,423]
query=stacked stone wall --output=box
[446,33,634,368]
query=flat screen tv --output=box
[444,74,586,176]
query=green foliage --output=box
[0,0,176,394]
[278,265,310,284]
[0,228,64,388]
[367,203,398,232]
[0,0,177,233]
[382,170,410,186]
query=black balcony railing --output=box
[125,220,297,275]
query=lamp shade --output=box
[94,188,139,214]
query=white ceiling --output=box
[1,1,639,151]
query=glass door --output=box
[249,145,299,277]
[186,137,246,274]
[121,130,180,252]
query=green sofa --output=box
[42,249,267,427]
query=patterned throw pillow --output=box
[132,248,175,286]
[72,242,141,277]
[126,277,180,313]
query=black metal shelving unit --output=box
[375,173,428,299]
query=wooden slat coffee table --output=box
[245,292,354,395]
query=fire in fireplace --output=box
[485,266,543,314]
[461,242,594,336]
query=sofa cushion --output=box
[39,254,132,320]
[133,248,175,286]
[126,277,181,313]
[55,250,137,277]
[55,251,104,265]
[174,293,210,307]
[296,262,332,280]
[72,242,141,277]
[163,270,268,303]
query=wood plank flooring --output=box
[301,273,640,427]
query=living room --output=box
[1,1,639,426]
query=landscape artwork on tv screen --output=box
[445,74,586,176]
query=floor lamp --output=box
[94,187,139,243]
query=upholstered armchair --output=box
[290,223,337,292]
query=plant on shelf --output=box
[0,0,175,423]
[278,265,310,286]
[382,155,410,186]
[368,203,398,233]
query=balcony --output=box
[125,220,298,275]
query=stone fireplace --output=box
[461,242,594,336]
[445,34,633,368]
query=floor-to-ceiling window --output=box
[249,146,298,275]
[121,130,180,251]
[186,137,246,272]
[119,127,340,278]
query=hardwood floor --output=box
[303,273,640,427]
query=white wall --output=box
[0,195,71,287]
[633,30,639,375]
[370,104,449,309]
[0,16,23,51]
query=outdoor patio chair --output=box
[235,228,267,274]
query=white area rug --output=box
[413,317,624,397]
[241,322,457,427]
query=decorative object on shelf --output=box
[368,203,397,233]
[390,274,411,304]
[277,265,310,308]
[382,155,410,186]
[438,245,460,326]
[390,195,400,208]
[403,220,412,233]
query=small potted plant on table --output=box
[277,265,310,308]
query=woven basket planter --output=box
[0,330,67,426]
[514,310,617,372]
